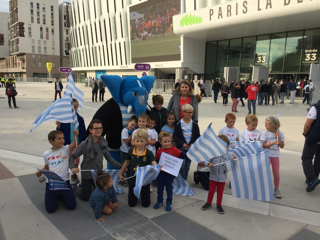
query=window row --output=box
[205,28,320,78]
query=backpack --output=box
[306,86,309,93]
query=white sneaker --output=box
[274,188,282,198]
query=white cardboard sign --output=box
[159,152,183,177]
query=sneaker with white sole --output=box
[217,205,224,214]
[201,203,211,211]
[274,188,282,198]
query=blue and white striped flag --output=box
[187,123,227,164]
[229,141,252,149]
[134,165,160,198]
[118,103,135,128]
[64,74,84,110]
[173,174,194,196]
[226,151,274,201]
[31,94,78,132]
[91,169,124,194]
[229,141,263,159]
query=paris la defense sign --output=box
[173,0,320,34]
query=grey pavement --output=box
[0,82,320,240]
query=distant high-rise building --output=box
[0,0,71,80]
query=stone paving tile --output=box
[288,228,320,240]
[151,211,225,240]
[0,163,14,180]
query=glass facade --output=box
[205,28,320,81]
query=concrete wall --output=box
[0,12,10,58]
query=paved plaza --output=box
[1,82,320,240]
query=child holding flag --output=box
[56,99,86,183]
[119,129,158,208]
[261,116,285,198]
[36,129,78,213]
[69,119,122,201]
[200,135,234,214]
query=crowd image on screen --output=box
[130,0,180,41]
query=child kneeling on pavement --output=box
[36,130,78,213]
[200,135,236,214]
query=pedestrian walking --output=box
[230,80,235,99]
[54,78,63,101]
[232,83,240,112]
[279,80,286,104]
[274,80,281,104]
[259,80,268,106]
[212,80,221,103]
[302,80,310,104]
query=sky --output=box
[0,0,70,13]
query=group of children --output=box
[35,95,285,220]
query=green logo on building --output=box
[180,14,203,27]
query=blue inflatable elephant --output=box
[86,75,156,169]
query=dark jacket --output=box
[306,102,320,144]
[260,84,268,93]
[221,85,230,93]
[54,81,63,91]
[173,120,201,149]
[212,81,221,91]
[267,83,273,94]
[99,81,105,92]
[174,82,180,89]
[280,83,287,93]
[233,87,240,99]
[240,83,246,97]
[5,83,17,96]
[58,113,86,145]
[147,107,167,134]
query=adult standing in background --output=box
[286,80,291,99]
[167,80,201,123]
[230,80,235,99]
[232,83,240,112]
[246,83,258,115]
[190,79,194,89]
[54,78,63,102]
[91,79,99,102]
[85,77,88,87]
[257,81,262,105]
[303,80,311,105]
[302,100,320,192]
[279,80,287,104]
[259,80,268,106]
[239,81,246,107]
[289,79,297,104]
[200,81,207,97]
[274,80,281,105]
[174,79,180,89]
[267,79,274,105]
[6,78,19,109]
[212,79,221,103]
[99,79,105,102]
[221,82,230,106]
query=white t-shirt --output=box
[219,126,240,141]
[43,146,70,181]
[240,129,261,141]
[132,128,157,156]
[120,128,131,153]
[260,130,285,157]
[150,128,158,141]
[308,106,317,119]
[56,82,60,91]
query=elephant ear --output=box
[139,76,156,94]
[101,75,124,103]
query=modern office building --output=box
[59,1,71,68]
[69,0,320,82]
[0,12,10,58]
[0,0,70,79]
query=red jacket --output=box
[246,85,258,100]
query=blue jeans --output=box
[280,92,285,103]
[257,93,261,105]
[247,100,256,115]
[260,92,268,105]
[157,173,173,204]
[213,90,219,102]
[179,148,191,180]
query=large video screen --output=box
[129,0,181,63]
